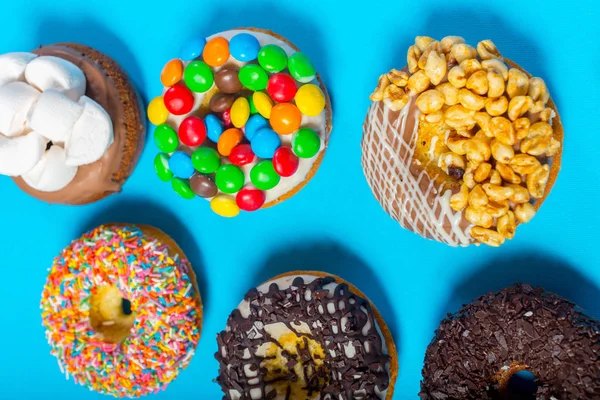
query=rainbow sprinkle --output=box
[40,225,201,397]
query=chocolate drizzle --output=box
[420,284,600,399]
[215,276,391,399]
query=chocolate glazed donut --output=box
[420,284,600,399]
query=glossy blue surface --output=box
[1,0,599,398]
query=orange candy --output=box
[203,37,230,67]
[160,59,183,87]
[218,128,243,156]
[269,103,302,135]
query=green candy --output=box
[239,64,269,91]
[288,52,316,83]
[154,153,173,182]
[215,164,245,194]
[184,61,214,92]
[192,147,221,174]
[248,94,258,115]
[250,160,280,190]
[154,124,178,153]
[292,128,321,158]
[172,177,195,199]
[258,44,288,73]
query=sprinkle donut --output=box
[40,224,202,397]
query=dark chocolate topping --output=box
[215,276,391,399]
[420,284,600,399]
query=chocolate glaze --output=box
[13,44,142,205]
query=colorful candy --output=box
[273,146,299,177]
[178,116,206,147]
[172,177,195,199]
[154,153,173,182]
[180,36,207,61]
[215,69,242,94]
[293,128,321,158]
[161,59,183,87]
[215,164,245,194]
[251,128,281,158]
[253,91,274,119]
[248,95,257,114]
[169,151,195,179]
[203,37,230,67]
[164,83,195,115]
[210,194,240,217]
[205,114,223,142]
[295,84,326,116]
[229,33,260,62]
[217,128,243,156]
[288,52,316,83]
[236,187,265,211]
[229,144,256,166]
[250,160,280,190]
[154,124,178,153]
[258,44,288,73]
[231,97,250,128]
[239,64,268,91]
[270,103,302,134]
[209,93,235,113]
[244,114,268,141]
[267,73,298,103]
[191,147,220,174]
[184,61,214,93]
[148,96,169,125]
[221,108,232,128]
[190,174,218,198]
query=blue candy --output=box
[251,128,281,159]
[180,36,207,61]
[244,114,268,141]
[168,151,195,179]
[229,33,260,62]
[205,114,223,143]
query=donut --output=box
[148,28,332,217]
[215,271,397,399]
[362,36,563,246]
[420,284,600,399]
[0,44,145,204]
[40,224,203,397]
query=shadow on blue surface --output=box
[253,242,401,353]
[77,198,209,317]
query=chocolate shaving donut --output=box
[420,284,600,399]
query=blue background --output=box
[1,0,599,398]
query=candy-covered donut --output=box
[148,28,332,217]
[215,271,397,399]
[0,44,145,204]
[40,224,202,397]
[362,36,563,246]
[420,284,600,399]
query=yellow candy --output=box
[210,194,240,217]
[295,84,326,117]
[230,97,250,128]
[148,96,169,125]
[253,91,274,119]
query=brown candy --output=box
[209,93,235,113]
[215,69,242,94]
[190,174,218,198]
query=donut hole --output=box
[506,370,538,399]
[89,285,135,343]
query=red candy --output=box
[273,146,299,177]
[164,83,195,115]
[229,144,256,166]
[178,116,207,147]
[221,108,232,128]
[267,73,298,103]
[236,187,265,211]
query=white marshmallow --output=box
[27,89,83,143]
[25,56,86,101]
[0,131,47,176]
[0,82,41,137]
[22,145,77,192]
[0,52,37,87]
[65,96,114,166]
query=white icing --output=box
[164,29,328,204]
